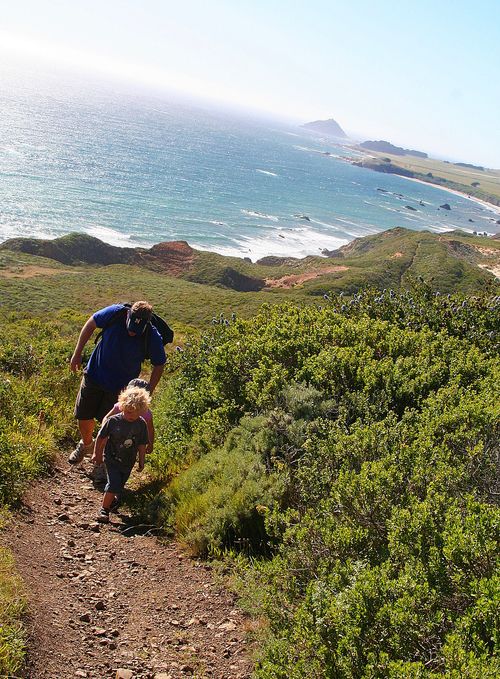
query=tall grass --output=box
[0,546,26,677]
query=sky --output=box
[1,0,499,167]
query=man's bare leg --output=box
[68,419,95,464]
[78,419,95,447]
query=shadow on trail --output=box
[115,477,171,540]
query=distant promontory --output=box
[302,118,347,138]
[360,140,428,158]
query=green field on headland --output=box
[353,151,500,208]
[0,227,499,676]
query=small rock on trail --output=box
[1,459,253,678]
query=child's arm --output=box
[91,435,108,465]
[102,404,120,424]
[137,444,147,472]
[146,418,155,454]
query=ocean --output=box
[1,71,499,261]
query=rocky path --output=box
[3,459,254,679]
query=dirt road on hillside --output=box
[2,460,254,679]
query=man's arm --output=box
[91,436,107,465]
[148,364,165,394]
[70,316,97,372]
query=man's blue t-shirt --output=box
[85,304,166,392]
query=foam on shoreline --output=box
[193,226,349,262]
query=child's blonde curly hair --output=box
[118,385,151,414]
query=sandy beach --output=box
[400,176,500,218]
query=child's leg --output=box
[109,467,131,511]
[98,461,122,518]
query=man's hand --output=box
[70,352,82,372]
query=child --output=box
[103,378,155,454]
[91,385,150,524]
[92,378,155,484]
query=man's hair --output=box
[130,301,153,321]
[118,386,151,414]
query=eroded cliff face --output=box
[137,240,196,275]
[0,234,196,274]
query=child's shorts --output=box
[104,459,133,494]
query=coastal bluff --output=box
[360,140,428,158]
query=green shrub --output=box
[153,289,499,676]
[164,416,282,555]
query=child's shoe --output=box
[97,507,110,523]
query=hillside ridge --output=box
[1,227,499,296]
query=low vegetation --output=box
[0,315,79,506]
[149,284,499,677]
[0,546,26,677]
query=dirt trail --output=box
[3,459,254,679]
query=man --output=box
[68,300,166,464]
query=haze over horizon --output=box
[0,0,499,168]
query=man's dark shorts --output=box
[74,373,119,422]
[104,459,133,495]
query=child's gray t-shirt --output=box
[97,413,148,468]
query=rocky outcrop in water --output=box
[302,118,347,138]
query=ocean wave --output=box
[1,146,24,157]
[0,223,59,243]
[310,217,378,238]
[293,145,344,160]
[83,225,141,248]
[293,145,320,154]
[193,225,349,262]
[256,169,278,177]
[241,209,280,222]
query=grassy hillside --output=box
[1,229,499,320]
[0,252,291,330]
